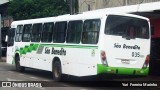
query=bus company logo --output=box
[114,43,140,50]
[45,47,66,56]
[2,82,12,87]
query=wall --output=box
[79,0,160,13]
[79,0,124,12]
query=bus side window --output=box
[82,19,101,44]
[31,23,42,42]
[22,24,32,42]
[53,21,67,43]
[42,22,54,42]
[66,20,82,44]
[15,25,23,42]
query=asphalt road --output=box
[0,57,159,90]
[0,61,92,90]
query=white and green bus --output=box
[7,13,150,81]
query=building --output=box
[79,0,160,12]
[0,0,12,28]
[0,0,12,38]
[0,0,11,57]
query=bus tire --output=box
[52,60,63,81]
[15,55,25,72]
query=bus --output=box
[6,13,150,81]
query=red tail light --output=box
[145,55,150,65]
[101,51,108,66]
[142,55,150,69]
[101,51,106,61]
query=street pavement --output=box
[0,57,160,90]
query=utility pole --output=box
[70,0,75,15]
[124,0,128,6]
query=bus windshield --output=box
[105,15,149,39]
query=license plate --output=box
[121,59,130,64]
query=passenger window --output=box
[31,23,42,42]
[67,20,82,43]
[82,19,101,44]
[53,21,67,43]
[22,24,32,42]
[15,25,23,42]
[42,23,54,42]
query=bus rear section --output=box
[98,15,150,76]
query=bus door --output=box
[7,28,15,64]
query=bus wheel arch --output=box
[15,53,25,72]
[52,57,63,81]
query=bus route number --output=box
[132,52,140,57]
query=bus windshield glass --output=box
[105,15,149,39]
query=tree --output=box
[8,0,69,20]
[74,0,79,13]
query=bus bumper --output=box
[97,64,149,76]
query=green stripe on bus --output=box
[16,44,39,55]
[16,43,98,55]
[97,64,149,76]
[40,44,98,49]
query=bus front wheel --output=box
[52,60,63,81]
[15,56,25,72]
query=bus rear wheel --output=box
[52,61,63,81]
[15,56,25,72]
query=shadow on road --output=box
[1,61,160,89]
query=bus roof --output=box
[10,12,149,28]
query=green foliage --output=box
[8,0,69,20]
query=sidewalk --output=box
[0,57,6,62]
